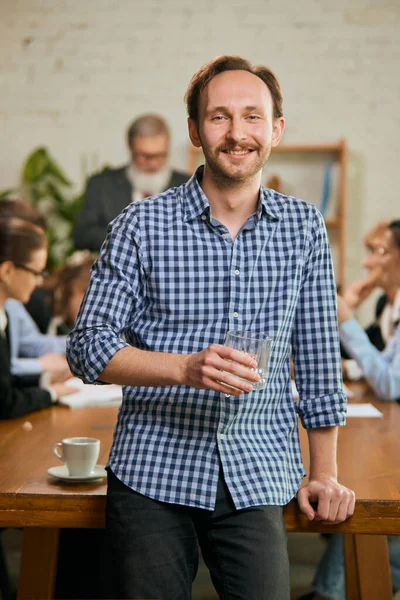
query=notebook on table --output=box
[58,378,123,409]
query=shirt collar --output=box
[259,186,283,221]
[182,166,283,223]
[181,167,212,222]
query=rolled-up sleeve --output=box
[292,209,347,429]
[67,212,143,383]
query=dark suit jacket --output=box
[0,320,52,419]
[73,166,189,252]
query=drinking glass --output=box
[225,330,272,391]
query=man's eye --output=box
[247,115,260,120]
[212,115,225,121]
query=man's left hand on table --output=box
[297,475,356,524]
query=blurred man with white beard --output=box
[73,113,188,252]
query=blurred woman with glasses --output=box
[341,220,400,380]
[338,219,400,398]
[0,217,77,419]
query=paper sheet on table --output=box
[291,381,354,400]
[346,404,383,418]
[58,378,123,409]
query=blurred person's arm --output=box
[6,299,67,376]
[338,295,400,400]
[0,339,77,420]
[342,268,381,310]
[18,313,67,357]
[11,354,69,378]
[342,279,372,309]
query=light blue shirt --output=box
[340,318,400,400]
[5,299,66,377]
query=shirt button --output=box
[220,433,224,440]
[201,215,207,221]
[221,233,227,239]
[234,269,240,275]
[233,312,239,318]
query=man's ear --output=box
[271,117,285,148]
[188,118,202,148]
[0,261,13,287]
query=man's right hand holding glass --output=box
[182,344,260,395]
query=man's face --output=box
[129,133,169,174]
[363,228,400,287]
[188,70,284,183]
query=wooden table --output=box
[0,382,399,600]
[286,382,400,599]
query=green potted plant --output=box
[1,147,84,271]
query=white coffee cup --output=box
[52,437,100,476]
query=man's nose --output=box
[226,118,246,143]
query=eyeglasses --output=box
[13,263,49,279]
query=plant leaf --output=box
[22,148,49,182]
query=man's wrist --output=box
[174,353,188,386]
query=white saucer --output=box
[47,464,107,482]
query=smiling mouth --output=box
[221,149,255,156]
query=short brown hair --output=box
[185,55,283,123]
[0,217,47,265]
[127,114,170,146]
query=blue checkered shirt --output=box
[67,168,346,510]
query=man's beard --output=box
[130,163,173,196]
[199,137,271,185]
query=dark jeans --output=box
[106,468,290,600]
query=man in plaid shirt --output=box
[67,55,355,600]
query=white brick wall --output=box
[1,0,400,320]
